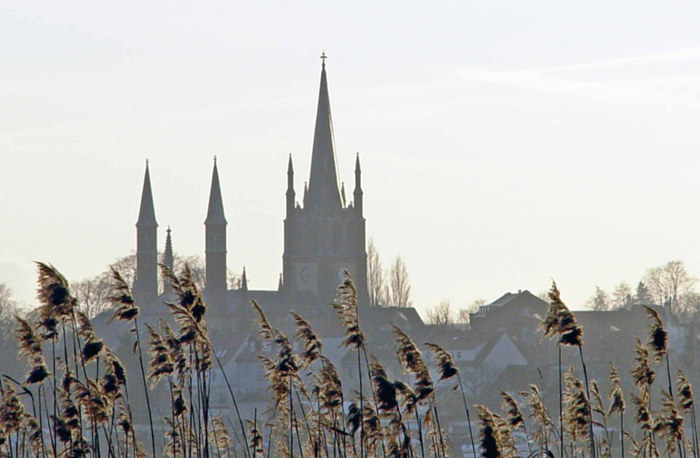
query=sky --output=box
[3,1,700,316]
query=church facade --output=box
[131,59,370,315]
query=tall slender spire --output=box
[286,154,295,215]
[134,161,158,306]
[306,53,342,212]
[137,161,157,227]
[354,153,363,214]
[204,159,227,312]
[205,160,227,225]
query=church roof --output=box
[136,163,157,227]
[305,55,342,213]
[205,160,227,225]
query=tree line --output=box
[587,259,699,316]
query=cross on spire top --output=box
[320,52,327,67]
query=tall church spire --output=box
[306,53,342,213]
[134,161,158,306]
[204,158,227,311]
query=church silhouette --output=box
[131,57,371,321]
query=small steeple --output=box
[306,53,342,213]
[205,159,227,225]
[162,227,174,293]
[241,267,248,291]
[286,154,295,215]
[136,161,158,227]
[303,182,308,207]
[278,273,283,291]
[354,153,363,214]
[287,153,294,176]
[163,227,174,270]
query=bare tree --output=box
[635,281,653,305]
[588,286,610,311]
[611,282,633,309]
[644,260,696,314]
[388,255,411,307]
[367,238,388,306]
[109,254,137,287]
[427,301,453,326]
[0,283,18,319]
[72,272,113,318]
[457,299,486,324]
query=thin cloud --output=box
[455,48,700,106]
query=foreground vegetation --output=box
[0,263,697,457]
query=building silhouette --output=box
[131,57,370,314]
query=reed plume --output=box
[291,312,322,369]
[211,414,232,456]
[644,306,667,364]
[392,326,433,402]
[109,267,140,322]
[110,266,156,458]
[15,317,50,384]
[424,342,458,381]
[332,271,368,457]
[541,280,583,347]
[477,404,502,458]
[631,338,655,389]
[655,391,684,456]
[146,324,175,385]
[368,355,398,413]
[563,367,591,447]
[425,341,477,457]
[247,418,265,458]
[541,280,594,457]
[520,384,554,451]
[313,355,343,413]
[332,270,365,350]
[608,363,626,457]
[632,390,652,432]
[677,368,699,456]
[36,261,77,323]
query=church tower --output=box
[134,162,158,305]
[283,56,369,306]
[204,158,228,311]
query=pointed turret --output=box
[162,227,174,294]
[204,158,227,311]
[286,154,295,215]
[354,153,363,214]
[306,54,342,213]
[134,161,158,306]
[241,267,248,292]
[278,273,283,291]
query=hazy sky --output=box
[3,1,700,316]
